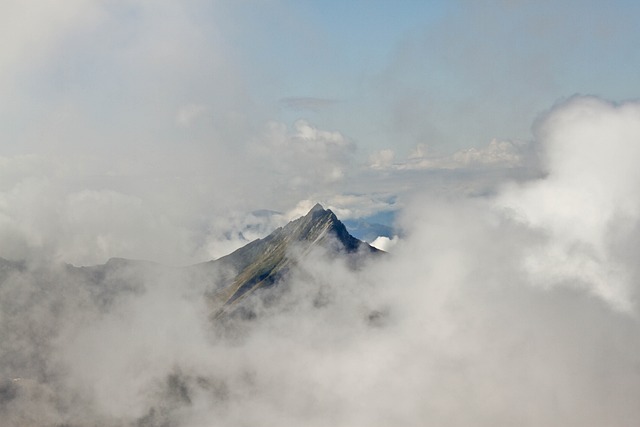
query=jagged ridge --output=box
[203,203,379,314]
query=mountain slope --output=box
[0,204,380,321]
[198,203,380,315]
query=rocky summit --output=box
[195,203,380,317]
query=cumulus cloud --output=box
[451,138,526,167]
[370,138,529,171]
[287,194,397,223]
[253,119,356,191]
[370,235,399,251]
[203,209,288,260]
[498,96,640,311]
[368,148,396,170]
[0,115,363,266]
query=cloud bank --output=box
[499,96,640,311]
[2,97,640,426]
[369,138,531,171]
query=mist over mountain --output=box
[194,204,379,317]
[0,205,387,426]
[4,96,640,425]
[3,1,640,425]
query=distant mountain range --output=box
[342,218,395,243]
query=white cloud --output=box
[371,139,528,171]
[368,149,395,170]
[498,96,640,311]
[254,119,356,191]
[203,209,288,260]
[370,235,399,251]
[285,195,397,222]
[451,138,525,167]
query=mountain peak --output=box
[309,202,325,213]
[204,204,380,315]
[303,203,335,223]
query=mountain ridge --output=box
[0,204,380,319]
[199,203,380,316]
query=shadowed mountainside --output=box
[192,203,381,316]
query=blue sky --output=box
[205,0,640,155]
[4,1,640,156]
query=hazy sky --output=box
[5,1,640,154]
[2,0,640,265]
